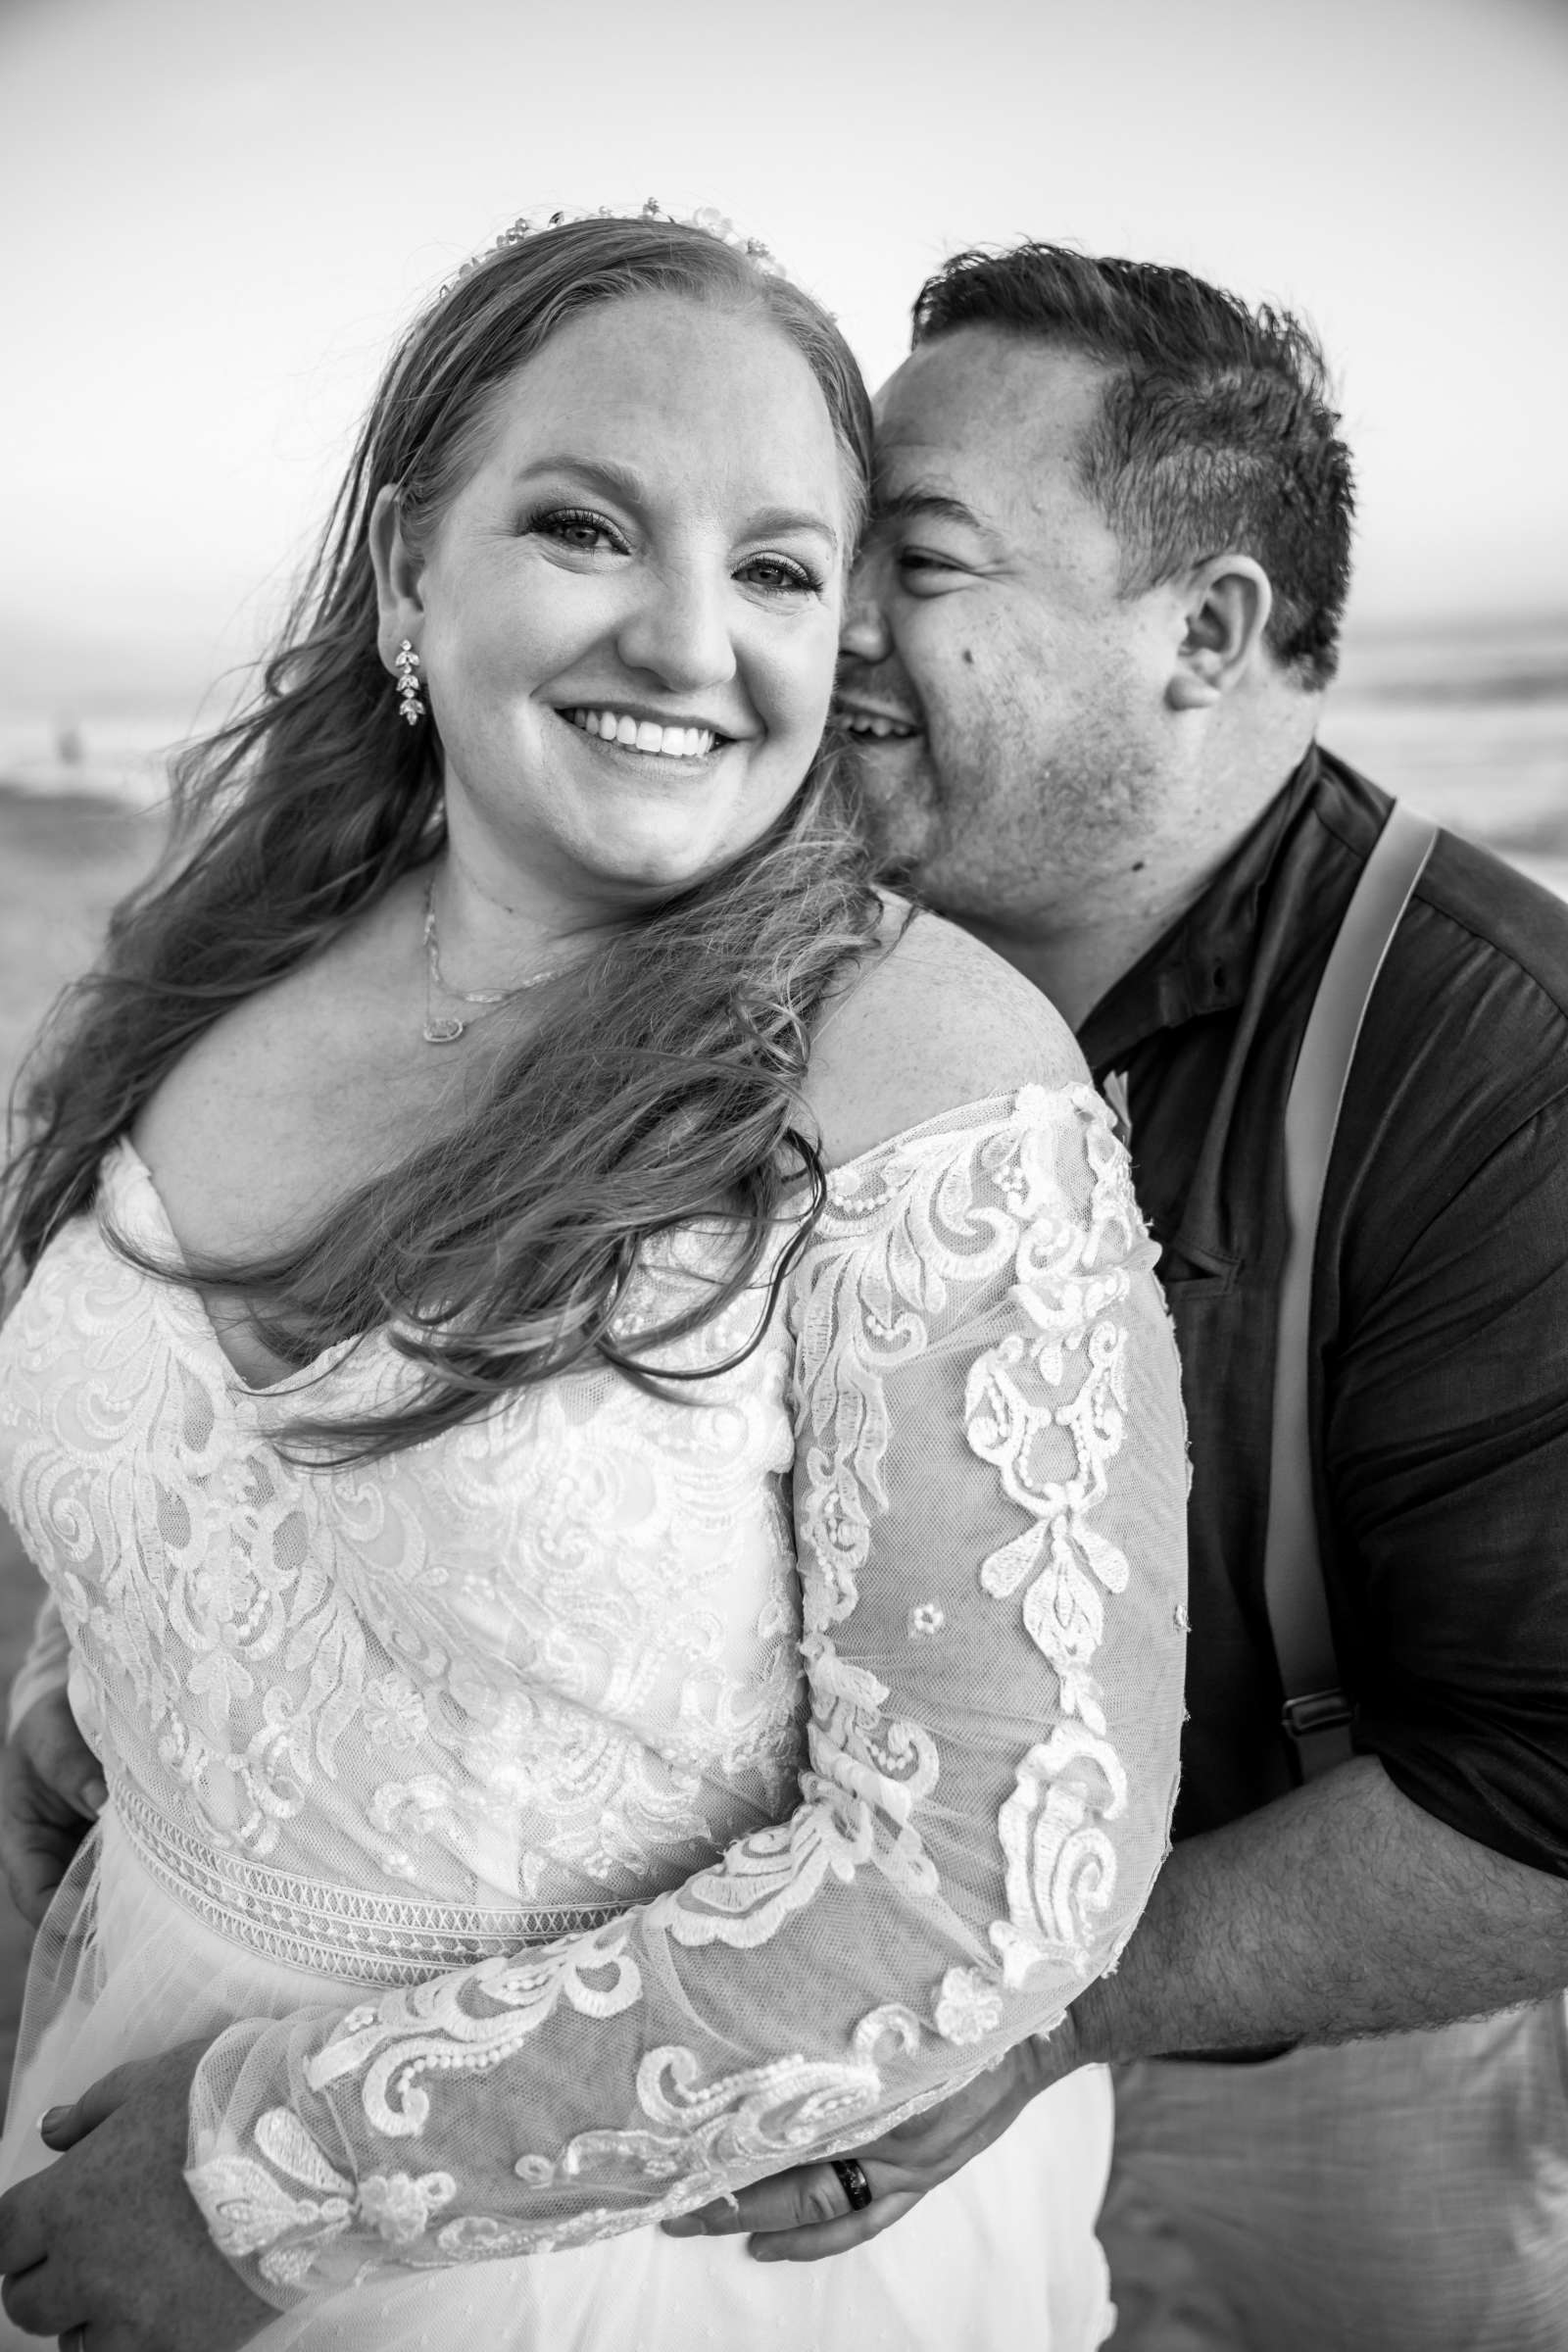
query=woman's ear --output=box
[1167,556,1274,711]
[368,486,425,669]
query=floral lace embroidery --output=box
[0,1092,1185,2296]
[992,1727,1129,1984]
[304,1922,645,2133]
[933,1965,1006,2045]
[186,2106,355,2289]
[187,2109,457,2290]
[959,1088,1145,1980]
[794,1085,1146,1996]
[0,1144,806,1927]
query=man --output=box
[662,246,1568,2346]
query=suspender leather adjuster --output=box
[1280,1689,1352,1741]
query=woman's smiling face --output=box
[378,291,850,914]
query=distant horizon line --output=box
[0,604,1563,726]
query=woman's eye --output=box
[738,555,819,597]
[533,508,625,556]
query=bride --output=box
[0,207,1187,2350]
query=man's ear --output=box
[368,486,425,669]
[1166,556,1273,711]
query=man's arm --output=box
[0,1686,106,1927]
[676,1754,1568,2258]
[1,1595,105,1929]
[1077,1755,1568,2057]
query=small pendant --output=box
[421,1013,466,1045]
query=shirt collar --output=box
[1079,745,1325,1071]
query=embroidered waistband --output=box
[114,1779,625,1985]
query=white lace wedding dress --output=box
[0,1086,1187,2350]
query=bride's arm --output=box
[176,1055,1188,2306]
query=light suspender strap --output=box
[1264,801,1439,1781]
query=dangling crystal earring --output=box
[394,639,425,726]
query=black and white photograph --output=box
[0,1,1564,2344]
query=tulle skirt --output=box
[0,1810,1114,2350]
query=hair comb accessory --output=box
[440,200,787,299]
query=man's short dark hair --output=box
[911,243,1355,688]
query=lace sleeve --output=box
[184,1084,1188,2304]
[6,1594,73,1739]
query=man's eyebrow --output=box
[873,484,997,537]
[512,457,838,550]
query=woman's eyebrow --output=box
[511,455,651,505]
[741,506,839,552]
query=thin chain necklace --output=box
[420,876,564,1045]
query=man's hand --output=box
[0,2039,274,2350]
[662,2028,1077,2263]
[0,1690,106,1927]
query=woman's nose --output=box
[615,567,736,694]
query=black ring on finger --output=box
[831,2156,874,2212]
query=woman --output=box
[0,208,1187,2350]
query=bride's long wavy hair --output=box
[1,215,880,1458]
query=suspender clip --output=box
[1280,1688,1354,1781]
[1278,1693,1353,1749]
[1280,1689,1352,1742]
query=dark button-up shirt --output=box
[1081,746,1568,1874]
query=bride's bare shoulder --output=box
[803,901,1088,1169]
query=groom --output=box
[669,245,1568,2345]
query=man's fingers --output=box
[37,2063,136,2152]
[21,1700,106,1821]
[0,1726,104,1926]
[0,1807,89,1927]
[0,1822,81,1929]
[31,1741,107,1820]
[64,1763,108,1819]
[661,2198,744,2239]
[0,2253,77,2339]
[0,2173,52,2281]
[749,2187,923,2264]
[661,2131,977,2243]
[664,2160,895,2241]
[0,1854,60,1931]
[664,2052,1052,2264]
[663,2175,822,2240]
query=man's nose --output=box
[839,567,892,667]
[616,567,736,694]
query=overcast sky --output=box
[3,0,1564,711]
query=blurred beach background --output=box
[0,0,1564,2083]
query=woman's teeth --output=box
[567,710,716,760]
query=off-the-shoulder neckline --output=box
[111,1083,1095,1218]
[818,1081,1094,1191]
[99,1083,1102,1396]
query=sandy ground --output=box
[0,787,168,2086]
